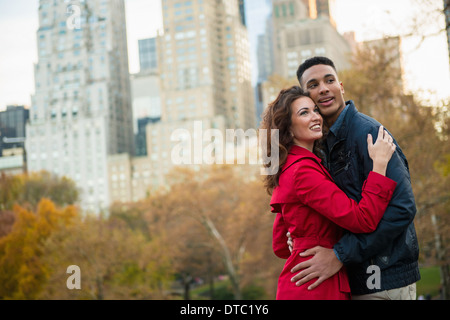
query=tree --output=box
[18,171,79,209]
[0,171,79,211]
[0,210,15,238]
[144,165,276,300]
[405,0,449,46]
[0,199,77,299]
[40,214,174,300]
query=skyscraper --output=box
[158,0,254,130]
[271,0,350,79]
[305,0,336,27]
[0,105,29,175]
[26,0,134,212]
[0,105,29,156]
[133,0,256,191]
[138,37,158,72]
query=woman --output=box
[260,86,397,300]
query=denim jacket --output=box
[325,100,420,294]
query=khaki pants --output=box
[352,283,416,300]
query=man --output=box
[290,56,420,299]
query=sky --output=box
[0,0,449,111]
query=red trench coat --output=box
[270,145,397,300]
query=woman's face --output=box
[290,96,323,152]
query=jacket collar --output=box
[281,145,322,173]
[288,145,321,159]
[279,145,333,181]
[332,100,358,140]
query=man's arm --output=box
[290,246,343,290]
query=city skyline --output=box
[0,0,449,111]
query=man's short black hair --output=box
[296,56,337,87]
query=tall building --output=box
[258,0,351,111]
[119,0,255,194]
[0,105,29,175]
[131,37,162,158]
[158,0,254,130]
[107,0,256,204]
[130,71,161,134]
[271,0,350,79]
[0,105,29,156]
[257,15,275,83]
[238,0,247,27]
[26,0,134,212]
[255,13,275,124]
[138,37,158,72]
[304,0,336,27]
[130,71,162,157]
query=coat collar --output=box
[281,145,323,173]
[288,144,320,159]
[332,100,358,140]
[280,145,333,181]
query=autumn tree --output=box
[39,214,173,300]
[403,0,449,48]
[0,172,23,210]
[143,165,277,300]
[0,210,15,238]
[0,171,79,211]
[0,198,77,299]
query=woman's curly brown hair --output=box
[259,85,325,195]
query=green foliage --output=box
[204,282,268,300]
[417,266,441,298]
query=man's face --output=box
[300,64,346,126]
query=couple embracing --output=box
[260,57,420,300]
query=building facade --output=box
[130,71,162,135]
[26,0,134,212]
[142,0,255,189]
[138,37,158,72]
[274,17,351,79]
[105,0,257,205]
[158,0,254,130]
[0,105,29,175]
[0,105,29,156]
[271,0,350,79]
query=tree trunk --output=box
[181,273,193,300]
[203,217,242,300]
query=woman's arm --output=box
[272,213,291,259]
[293,126,397,233]
[294,164,396,233]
